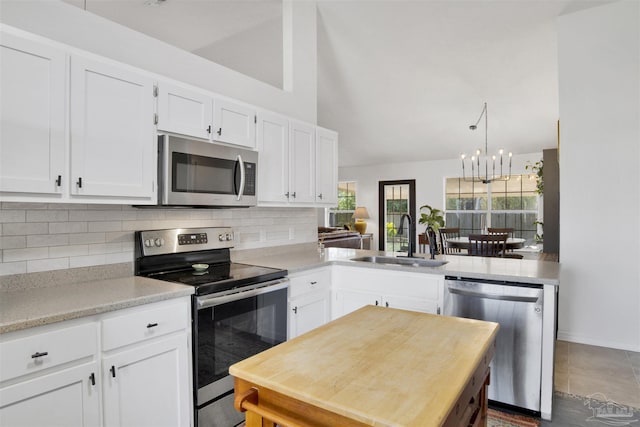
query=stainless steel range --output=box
[134,227,288,427]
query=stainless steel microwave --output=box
[158,135,257,207]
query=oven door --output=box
[159,134,257,207]
[194,279,288,426]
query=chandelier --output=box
[460,102,512,183]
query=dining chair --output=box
[468,234,508,257]
[487,227,524,258]
[487,227,514,238]
[439,227,461,254]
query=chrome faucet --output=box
[397,214,415,258]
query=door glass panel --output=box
[383,184,409,252]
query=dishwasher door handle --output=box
[447,286,540,303]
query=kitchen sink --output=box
[350,256,449,267]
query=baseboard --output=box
[557,331,640,352]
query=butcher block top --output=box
[230,306,499,427]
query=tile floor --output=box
[554,340,640,409]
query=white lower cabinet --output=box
[0,360,100,427]
[102,335,191,427]
[0,297,192,427]
[332,266,443,319]
[288,267,332,339]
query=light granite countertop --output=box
[0,276,193,334]
[238,247,561,286]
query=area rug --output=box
[487,408,541,427]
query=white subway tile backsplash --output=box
[27,234,69,248]
[69,254,107,268]
[89,242,122,255]
[49,222,88,234]
[0,210,26,223]
[1,204,317,276]
[27,257,69,273]
[88,221,122,232]
[3,247,49,262]
[0,236,26,250]
[26,210,69,222]
[2,223,49,236]
[0,261,27,275]
[69,232,106,245]
[49,244,89,258]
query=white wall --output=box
[339,153,541,250]
[0,0,317,123]
[558,0,640,351]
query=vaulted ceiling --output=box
[316,0,612,167]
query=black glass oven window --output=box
[173,152,235,194]
[196,288,287,390]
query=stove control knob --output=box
[218,234,225,242]
[154,238,164,247]
[144,239,152,248]
[226,233,233,241]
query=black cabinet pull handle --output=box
[217,127,222,136]
[31,351,48,359]
[110,366,116,378]
[76,177,82,188]
[375,300,379,306]
[207,125,212,134]
[56,175,62,187]
[146,322,158,328]
[310,281,317,285]
[89,372,96,386]
[292,307,297,314]
[385,301,389,307]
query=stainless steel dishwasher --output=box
[443,276,544,414]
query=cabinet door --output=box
[102,334,191,427]
[157,82,213,140]
[383,295,439,314]
[289,121,316,204]
[213,98,256,149]
[257,111,289,204]
[0,362,100,427]
[0,32,66,195]
[70,55,155,200]
[333,289,379,320]
[315,128,338,205]
[289,290,331,339]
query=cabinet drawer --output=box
[0,322,97,383]
[102,301,190,351]
[288,268,331,299]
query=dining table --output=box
[445,236,526,251]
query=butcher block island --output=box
[230,306,499,427]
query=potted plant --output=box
[418,205,445,231]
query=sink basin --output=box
[350,256,449,267]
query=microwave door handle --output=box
[236,154,245,201]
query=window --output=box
[329,181,357,228]
[445,175,538,244]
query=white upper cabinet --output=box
[213,99,256,149]
[289,120,316,204]
[257,116,339,207]
[70,55,156,200]
[157,82,212,140]
[257,111,290,204]
[156,82,256,149]
[0,32,66,195]
[315,127,338,206]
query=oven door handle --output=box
[196,278,289,309]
